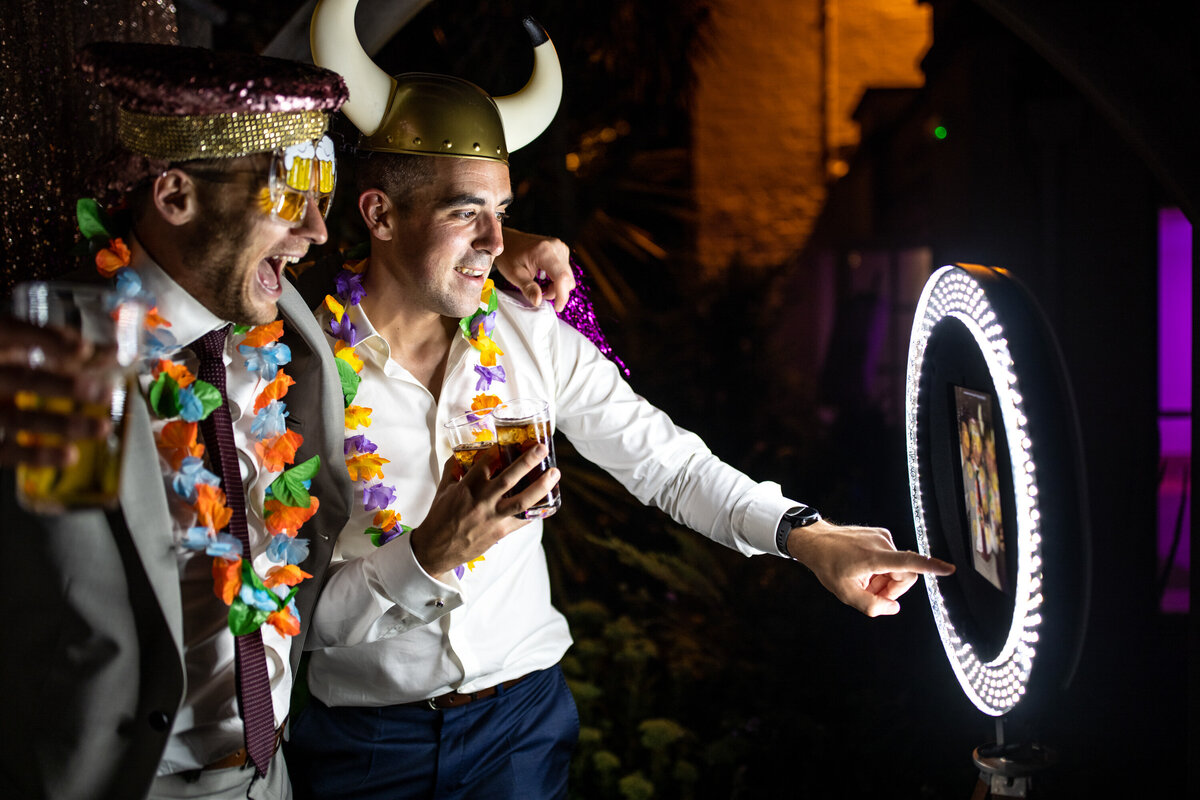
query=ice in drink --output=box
[451,440,498,481]
[494,404,559,520]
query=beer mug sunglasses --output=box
[266,135,337,227]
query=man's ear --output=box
[151,169,200,227]
[358,189,395,241]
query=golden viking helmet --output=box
[310,0,562,162]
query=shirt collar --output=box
[130,237,229,351]
[340,300,389,369]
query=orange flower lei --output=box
[78,198,320,638]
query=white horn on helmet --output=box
[494,17,563,153]
[311,2,561,160]
[310,0,394,136]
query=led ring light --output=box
[905,264,1087,717]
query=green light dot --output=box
[934,125,948,140]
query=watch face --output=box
[787,507,820,527]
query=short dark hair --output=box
[128,153,269,222]
[354,151,437,213]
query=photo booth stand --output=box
[906,264,1089,799]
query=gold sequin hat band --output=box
[117,108,331,161]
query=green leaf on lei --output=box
[268,455,321,508]
[227,599,271,636]
[189,379,223,419]
[75,198,112,241]
[228,556,281,635]
[344,241,370,260]
[148,373,182,418]
[242,557,267,591]
[231,324,252,335]
[336,357,361,407]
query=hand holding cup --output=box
[5,282,144,511]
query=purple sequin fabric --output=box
[76,42,347,116]
[556,256,629,376]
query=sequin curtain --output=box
[0,0,177,291]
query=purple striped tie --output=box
[192,326,276,776]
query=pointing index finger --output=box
[872,551,956,577]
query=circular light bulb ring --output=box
[906,265,1044,716]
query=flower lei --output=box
[77,198,321,638]
[323,256,505,579]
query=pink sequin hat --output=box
[77,42,348,192]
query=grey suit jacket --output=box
[0,282,352,799]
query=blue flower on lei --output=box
[177,385,206,422]
[251,400,289,439]
[266,533,310,565]
[171,456,221,502]
[144,327,178,360]
[180,527,243,560]
[239,583,279,613]
[112,268,147,303]
[207,533,243,560]
[240,341,292,373]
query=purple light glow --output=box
[1156,207,1191,614]
[1158,207,1192,431]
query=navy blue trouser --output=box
[285,665,578,800]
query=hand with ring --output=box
[410,443,560,579]
[0,316,118,468]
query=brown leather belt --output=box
[406,673,530,710]
[203,722,287,771]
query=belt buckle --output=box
[427,696,440,710]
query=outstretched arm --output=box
[786,519,955,617]
[495,227,575,312]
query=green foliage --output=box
[617,772,654,800]
[638,719,688,751]
[593,750,620,774]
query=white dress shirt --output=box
[130,248,296,774]
[305,290,798,707]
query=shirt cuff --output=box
[734,481,806,557]
[366,534,464,627]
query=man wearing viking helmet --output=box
[287,2,955,797]
[0,36,574,800]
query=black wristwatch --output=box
[776,505,821,557]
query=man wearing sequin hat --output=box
[0,41,570,800]
[288,1,955,797]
